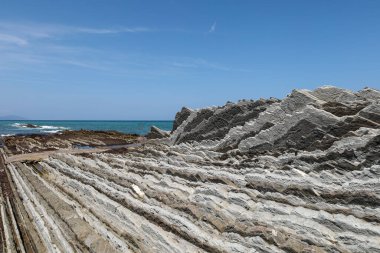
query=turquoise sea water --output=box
[0,121,173,136]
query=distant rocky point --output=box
[1,86,380,252]
[17,123,39,128]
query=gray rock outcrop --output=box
[1,86,379,253]
[146,125,170,139]
[172,107,193,132]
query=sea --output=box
[0,120,173,137]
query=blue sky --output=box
[0,0,379,119]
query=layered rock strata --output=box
[0,86,379,253]
[146,126,170,139]
[4,130,138,155]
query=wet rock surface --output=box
[0,86,379,253]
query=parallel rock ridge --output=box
[0,86,379,253]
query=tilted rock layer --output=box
[0,86,379,253]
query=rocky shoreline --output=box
[2,130,139,154]
[0,86,379,252]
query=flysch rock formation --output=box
[0,86,379,253]
[146,126,170,139]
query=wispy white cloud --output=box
[0,20,248,78]
[170,58,250,72]
[75,27,152,34]
[59,59,109,71]
[208,21,216,33]
[0,33,28,46]
[0,21,153,45]
[172,58,229,71]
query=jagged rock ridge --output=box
[0,86,379,253]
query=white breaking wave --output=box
[40,125,68,130]
[10,123,70,135]
[1,134,15,137]
[11,123,28,128]
[42,130,61,133]
[11,123,69,130]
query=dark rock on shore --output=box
[3,130,139,154]
[146,125,170,139]
[26,123,39,128]
[172,107,192,132]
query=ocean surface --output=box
[0,120,173,137]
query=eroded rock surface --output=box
[4,130,138,155]
[146,126,170,139]
[0,86,379,253]
[172,107,193,133]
